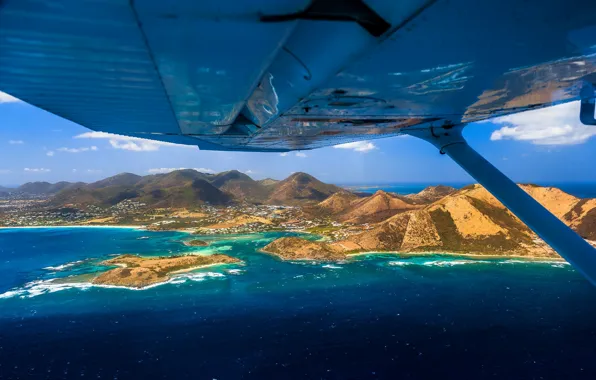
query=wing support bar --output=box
[404,126,596,285]
[580,83,596,126]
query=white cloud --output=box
[56,146,98,153]
[72,169,77,173]
[0,169,11,174]
[75,131,195,152]
[86,169,102,174]
[46,151,55,157]
[194,168,216,173]
[24,168,50,173]
[9,140,24,145]
[295,152,307,158]
[333,140,377,152]
[489,101,596,145]
[279,152,288,157]
[244,170,255,174]
[0,92,20,103]
[147,167,216,174]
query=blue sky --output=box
[1,92,596,186]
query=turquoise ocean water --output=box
[1,227,596,379]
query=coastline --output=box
[346,250,565,261]
[0,225,568,263]
[0,225,198,235]
[0,225,146,230]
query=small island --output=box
[92,254,240,288]
[261,237,346,261]
[183,239,209,247]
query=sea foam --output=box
[423,260,491,267]
[388,261,412,267]
[502,259,570,268]
[43,260,85,271]
[0,271,229,299]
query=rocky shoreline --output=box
[261,236,565,262]
[92,254,241,288]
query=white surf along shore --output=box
[0,226,574,300]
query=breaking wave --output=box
[168,272,226,285]
[226,269,244,275]
[501,259,570,268]
[43,260,85,271]
[0,271,231,299]
[423,260,491,267]
[385,258,570,268]
[388,261,412,267]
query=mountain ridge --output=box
[46,170,345,207]
[264,183,596,260]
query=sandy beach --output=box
[346,250,566,261]
[0,225,146,230]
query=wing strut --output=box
[404,125,596,285]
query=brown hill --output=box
[267,172,344,205]
[266,184,596,260]
[87,173,143,189]
[18,181,85,195]
[257,178,279,187]
[51,184,140,206]
[315,186,456,224]
[404,185,456,203]
[138,178,232,207]
[138,170,209,189]
[317,192,360,214]
[262,237,345,261]
[335,190,420,224]
[341,184,596,256]
[51,170,231,207]
[49,170,344,208]
[209,170,271,203]
[565,199,596,240]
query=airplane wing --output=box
[1,0,595,152]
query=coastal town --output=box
[0,170,368,238]
[0,195,343,235]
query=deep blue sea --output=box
[1,227,596,379]
[345,182,596,198]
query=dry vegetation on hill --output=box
[264,184,596,260]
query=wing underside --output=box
[1,0,595,151]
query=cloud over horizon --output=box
[489,101,596,145]
[24,168,50,173]
[333,140,377,152]
[57,146,98,153]
[75,132,195,152]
